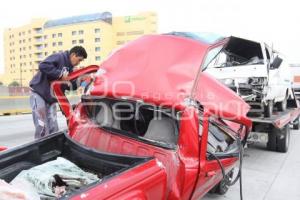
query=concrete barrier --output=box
[0,95,81,115]
[0,96,31,115]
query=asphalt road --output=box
[0,113,299,199]
[0,112,67,147]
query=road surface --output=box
[0,112,67,147]
[0,113,299,199]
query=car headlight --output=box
[248,77,266,85]
[220,78,234,85]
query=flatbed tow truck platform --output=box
[248,95,300,153]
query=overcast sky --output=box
[0,0,299,73]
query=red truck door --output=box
[191,113,240,199]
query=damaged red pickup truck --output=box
[0,34,252,199]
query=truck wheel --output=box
[267,130,277,151]
[264,101,273,118]
[293,117,300,130]
[276,125,290,153]
[277,96,287,112]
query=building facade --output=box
[2,11,157,86]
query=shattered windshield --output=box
[206,37,265,68]
[82,96,180,149]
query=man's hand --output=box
[60,70,69,81]
[90,73,96,80]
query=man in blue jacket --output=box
[29,46,87,139]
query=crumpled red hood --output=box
[92,35,209,106]
[91,34,250,127]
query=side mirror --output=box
[270,56,283,69]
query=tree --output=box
[8,81,20,87]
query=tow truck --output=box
[247,93,300,152]
[0,35,251,199]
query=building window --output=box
[44,35,47,39]
[116,32,125,36]
[23,39,25,43]
[95,56,101,61]
[79,30,84,35]
[52,33,56,38]
[29,46,31,50]
[58,42,63,46]
[116,41,125,45]
[72,31,77,35]
[95,47,101,52]
[53,51,56,54]
[44,44,48,48]
[19,40,21,44]
[95,38,100,43]
[72,40,77,45]
[127,31,144,35]
[45,52,48,56]
[28,38,31,42]
[35,28,43,34]
[95,28,100,33]
[58,33,62,37]
[28,30,31,34]
[52,42,56,47]
[79,39,84,44]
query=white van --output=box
[204,36,293,117]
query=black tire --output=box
[276,125,290,153]
[277,95,287,112]
[267,131,277,151]
[211,171,233,195]
[267,125,291,153]
[293,117,300,130]
[264,101,273,118]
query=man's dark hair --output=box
[70,46,87,59]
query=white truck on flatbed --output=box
[205,36,293,117]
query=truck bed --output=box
[250,107,300,128]
[0,131,151,199]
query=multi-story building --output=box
[2,11,157,86]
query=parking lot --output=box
[0,113,299,200]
